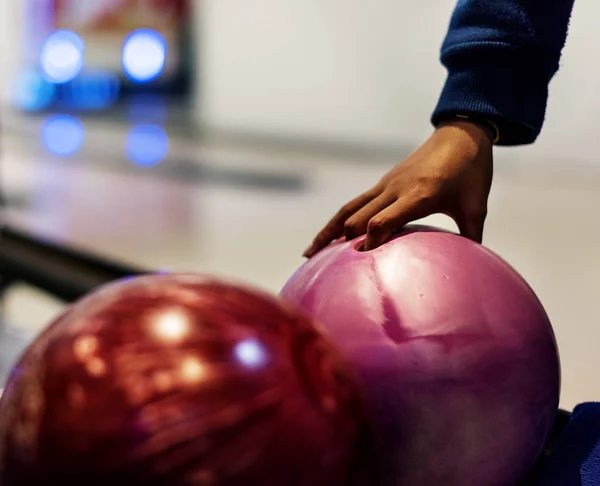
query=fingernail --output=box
[302,245,314,258]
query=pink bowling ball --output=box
[281,225,560,486]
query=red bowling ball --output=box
[281,225,561,486]
[0,274,370,486]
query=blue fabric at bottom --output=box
[534,403,600,486]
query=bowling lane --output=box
[1,120,394,292]
[3,117,600,410]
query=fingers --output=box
[303,190,378,257]
[455,208,487,244]
[343,194,395,241]
[305,186,488,258]
[363,198,426,251]
[360,202,488,251]
[306,196,488,257]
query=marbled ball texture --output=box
[0,274,370,486]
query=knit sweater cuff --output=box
[431,52,551,146]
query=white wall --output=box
[1,0,598,162]
[196,0,600,162]
[0,1,24,103]
[196,0,454,147]
[525,0,600,162]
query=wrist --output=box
[435,114,499,145]
[435,119,495,146]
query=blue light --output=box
[125,125,169,167]
[12,69,56,111]
[40,30,85,84]
[64,71,120,110]
[122,29,167,83]
[234,339,268,369]
[128,94,167,124]
[41,115,85,157]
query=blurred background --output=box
[1,0,599,410]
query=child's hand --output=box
[304,120,494,257]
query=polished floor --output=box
[2,114,600,410]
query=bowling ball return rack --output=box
[0,224,573,484]
[0,225,147,302]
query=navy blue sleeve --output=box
[432,0,575,145]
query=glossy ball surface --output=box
[281,226,561,486]
[0,274,369,486]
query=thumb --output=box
[455,208,487,244]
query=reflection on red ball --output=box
[0,274,369,485]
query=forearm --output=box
[432,0,575,146]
